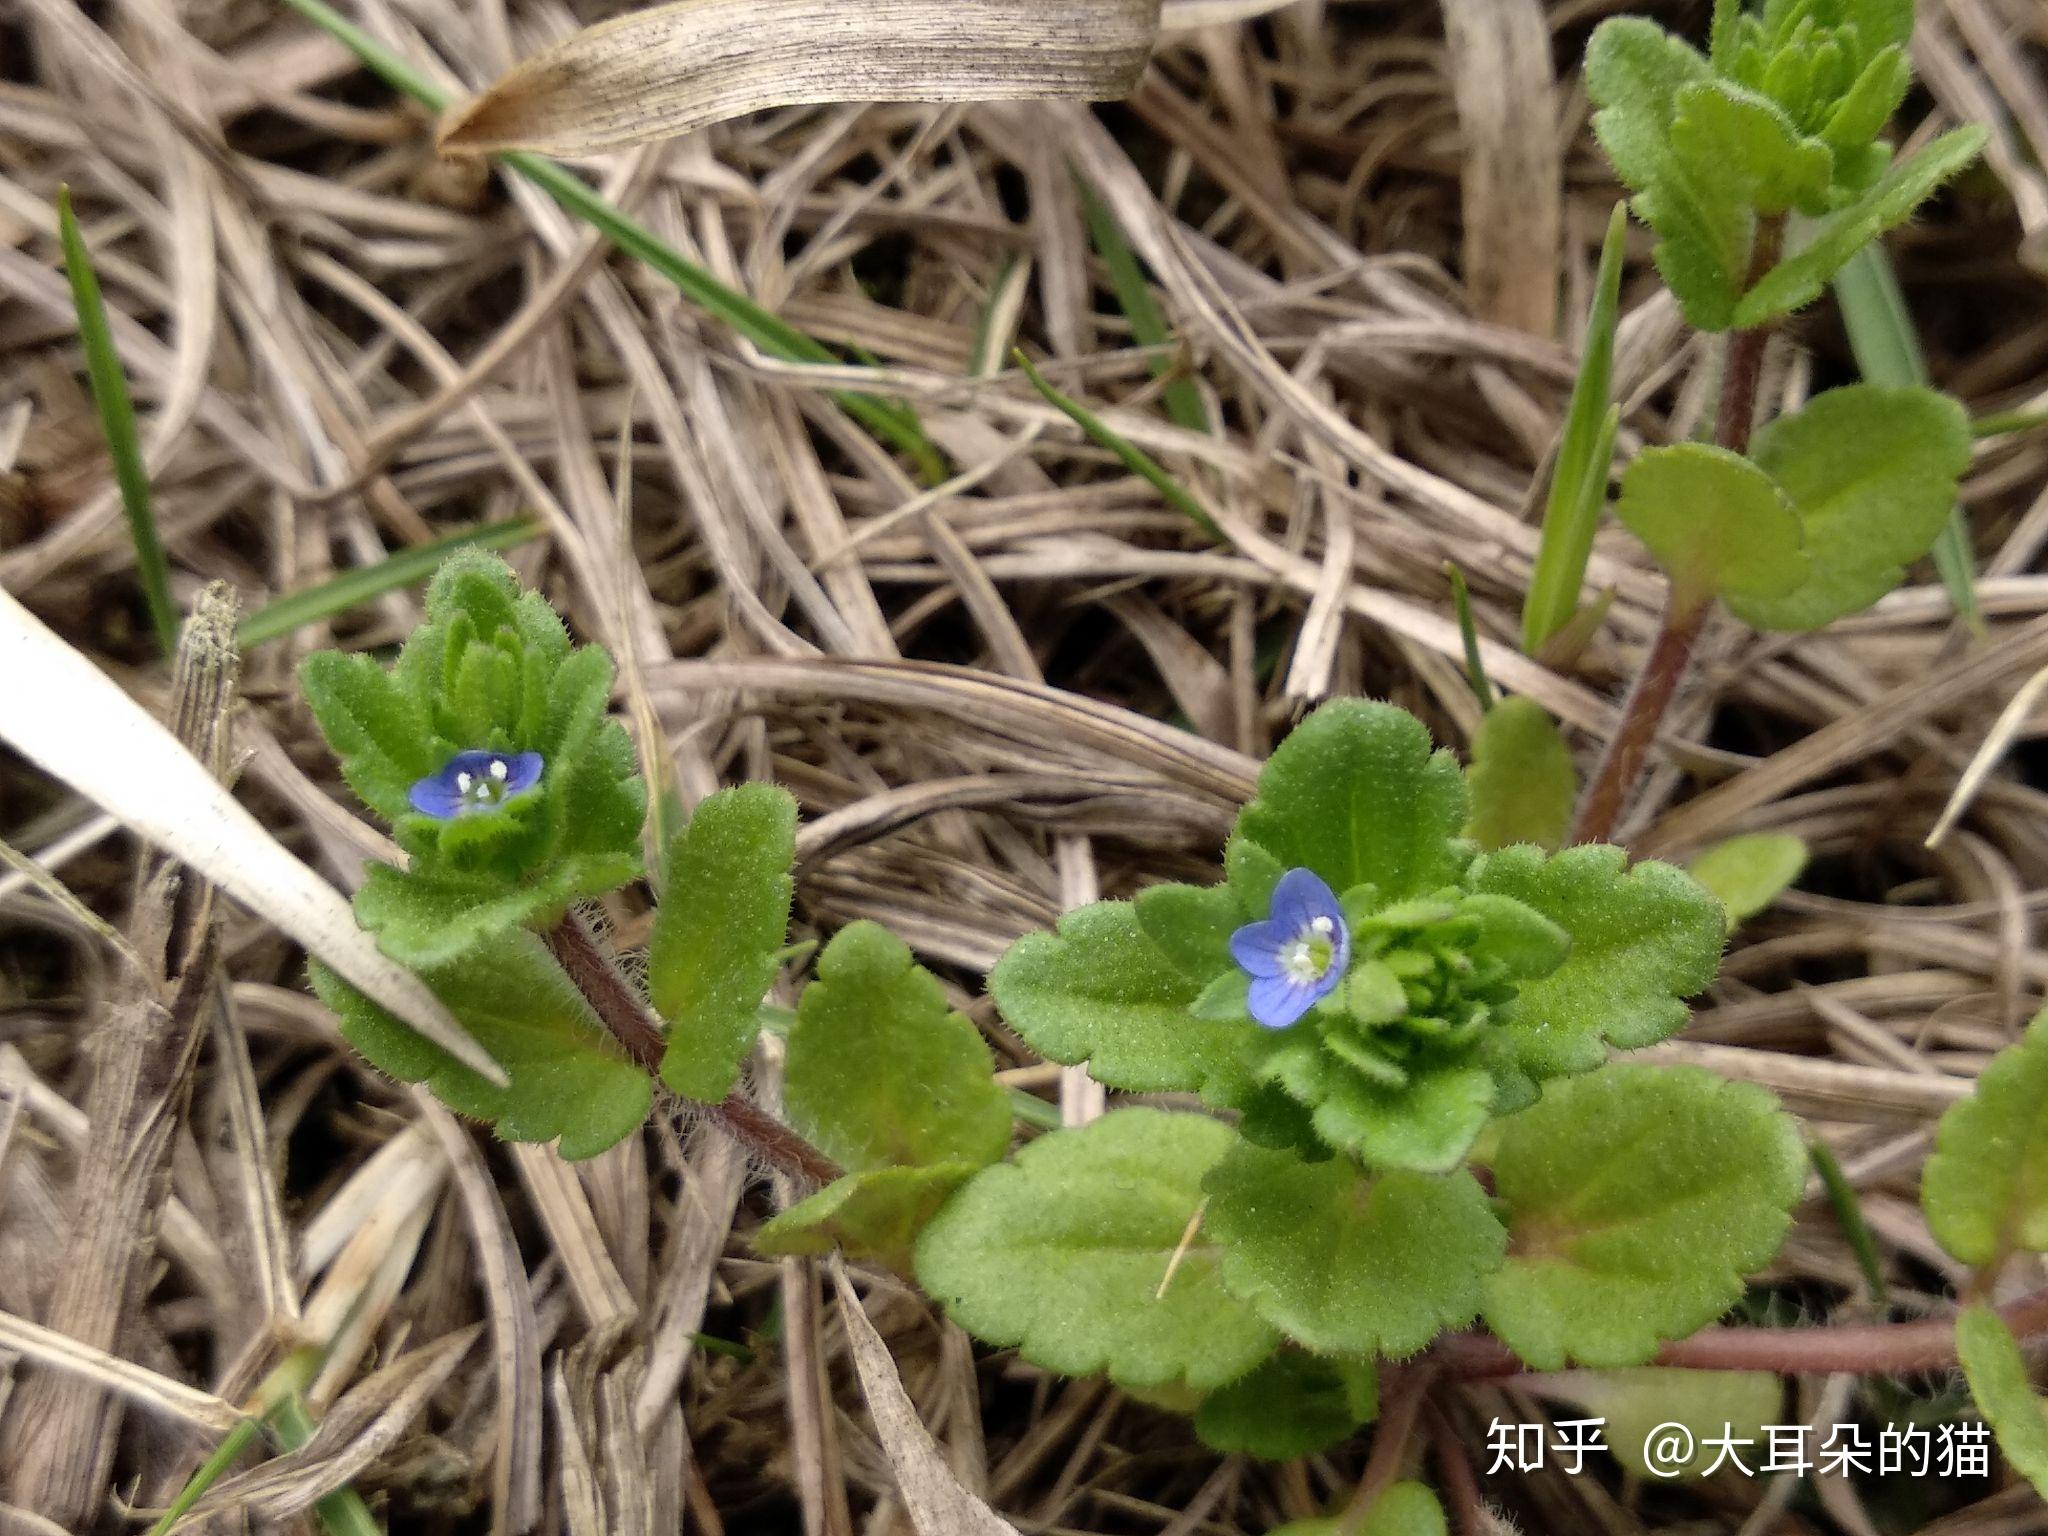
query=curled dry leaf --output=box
[0,588,505,1086]
[439,0,1162,156]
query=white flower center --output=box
[1281,930,1334,984]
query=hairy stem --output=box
[1570,212,1786,846]
[1341,1363,1438,1530]
[543,914,843,1189]
[1433,1285,2048,1380]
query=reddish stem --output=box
[544,914,843,1190]
[1568,591,1708,844]
[1570,212,1787,846]
[1432,1286,2048,1381]
[1425,1400,1488,1536]
[1340,1363,1438,1530]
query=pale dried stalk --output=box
[0,585,502,1084]
[0,585,237,1524]
[441,0,1162,156]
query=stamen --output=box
[454,771,474,793]
[489,758,509,781]
[1311,915,1335,937]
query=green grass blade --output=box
[147,1347,326,1536]
[1834,243,1982,633]
[238,518,541,648]
[1076,177,1209,435]
[1523,202,1628,654]
[1974,406,2048,439]
[1444,562,1494,711]
[269,1393,384,1536]
[276,0,945,485]
[58,186,178,658]
[1809,1138,1888,1308]
[1013,349,1223,541]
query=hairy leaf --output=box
[1134,880,1242,982]
[1205,1141,1505,1356]
[1687,833,1809,925]
[754,1163,979,1272]
[298,650,448,824]
[1194,1351,1378,1460]
[1726,384,1973,631]
[1615,444,1807,611]
[1231,699,1470,902]
[1957,1305,2048,1499]
[990,900,1261,1094]
[1736,126,1987,325]
[785,922,1011,1174]
[1670,81,1833,216]
[310,929,650,1160]
[353,853,640,970]
[1470,844,1725,1104]
[915,1109,1277,1392]
[1483,1065,1805,1369]
[1465,697,1577,852]
[650,784,797,1101]
[1923,1012,2048,1266]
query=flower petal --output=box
[501,751,545,796]
[1271,866,1344,932]
[1230,919,1292,978]
[1248,973,1319,1029]
[408,775,469,819]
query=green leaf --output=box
[1833,244,1982,632]
[990,900,1261,1094]
[1464,697,1577,852]
[1204,1141,1505,1357]
[1482,1064,1805,1369]
[298,651,447,824]
[753,1163,978,1272]
[1194,1351,1378,1460]
[1922,1012,2048,1266]
[1842,0,1914,57]
[649,784,797,1101]
[1725,383,1973,631]
[1269,1483,1447,1536]
[1687,832,1809,925]
[1615,444,1807,611]
[1544,1369,1783,1480]
[1524,202,1627,653]
[1958,1305,2048,1499]
[1735,126,1988,325]
[1232,700,1470,902]
[1585,20,1754,329]
[1469,844,1725,1102]
[915,1109,1278,1393]
[785,923,1011,1175]
[1670,81,1834,216]
[1821,45,1911,149]
[309,928,650,1160]
[353,852,639,970]
[1135,881,1242,982]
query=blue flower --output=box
[408,749,544,820]
[1229,868,1350,1029]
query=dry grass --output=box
[3,0,2048,1531]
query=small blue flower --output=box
[1229,868,1350,1029]
[409,749,544,820]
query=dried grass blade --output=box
[0,590,504,1086]
[1924,661,2048,850]
[440,0,1161,157]
[830,1261,1017,1536]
